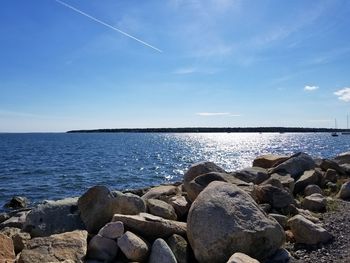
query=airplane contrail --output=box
[54,0,162,53]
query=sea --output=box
[0,132,349,209]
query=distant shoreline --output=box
[66,127,348,133]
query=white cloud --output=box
[304,85,319,91]
[196,112,240,117]
[334,87,350,102]
[173,67,197,75]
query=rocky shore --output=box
[1,151,350,263]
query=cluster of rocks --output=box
[1,151,350,263]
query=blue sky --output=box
[1,0,350,132]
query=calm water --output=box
[0,132,349,208]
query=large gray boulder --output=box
[287,215,332,245]
[187,172,249,202]
[187,181,285,263]
[112,212,186,239]
[183,161,226,193]
[269,152,315,178]
[78,186,146,234]
[231,167,270,184]
[253,154,289,169]
[293,170,321,195]
[18,230,87,263]
[149,238,177,263]
[24,198,84,237]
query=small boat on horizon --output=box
[342,114,350,135]
[331,118,339,137]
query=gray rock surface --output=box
[18,230,88,263]
[87,234,118,262]
[183,161,226,193]
[147,198,177,220]
[253,154,289,169]
[338,181,350,200]
[187,181,285,262]
[304,184,323,196]
[232,167,270,184]
[294,170,321,195]
[24,198,84,237]
[287,215,332,245]
[149,238,177,263]
[302,193,327,212]
[112,212,186,239]
[117,231,149,262]
[166,234,190,263]
[98,221,124,240]
[269,152,315,178]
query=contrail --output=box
[54,0,162,53]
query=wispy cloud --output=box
[196,112,241,117]
[173,67,197,75]
[304,85,319,91]
[334,87,350,102]
[54,0,162,52]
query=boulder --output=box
[117,231,149,262]
[111,191,147,215]
[269,214,288,229]
[112,212,186,239]
[183,161,226,192]
[18,230,87,263]
[338,181,350,200]
[253,184,294,209]
[0,210,29,229]
[253,154,289,169]
[231,167,270,184]
[167,195,190,220]
[227,252,260,263]
[269,173,295,193]
[147,198,177,220]
[269,152,315,178]
[304,184,323,196]
[324,169,338,184]
[319,159,345,175]
[287,215,332,245]
[333,151,350,165]
[87,234,118,262]
[0,227,31,254]
[149,238,177,263]
[4,196,29,210]
[0,233,15,262]
[0,212,10,224]
[187,181,285,262]
[142,185,181,201]
[301,193,327,212]
[24,198,84,237]
[78,185,146,234]
[187,172,249,202]
[98,221,124,240]
[166,234,190,263]
[293,170,321,195]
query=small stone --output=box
[4,196,29,210]
[88,234,118,262]
[227,252,260,263]
[269,214,288,229]
[304,184,323,196]
[147,198,177,220]
[117,231,149,262]
[338,181,350,200]
[302,193,327,212]
[98,221,124,240]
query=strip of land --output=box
[67,127,348,133]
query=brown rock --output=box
[167,195,190,220]
[147,199,177,220]
[18,230,87,263]
[253,154,289,169]
[0,227,31,254]
[117,231,149,262]
[142,185,181,201]
[0,233,15,262]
